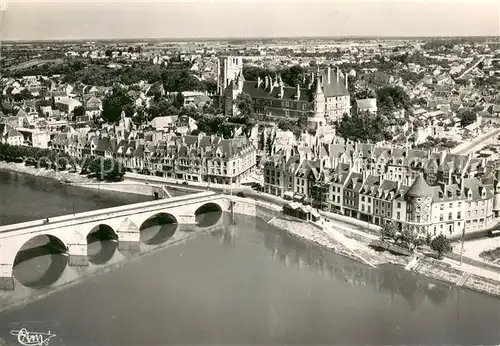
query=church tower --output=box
[307,74,326,133]
[217,56,243,96]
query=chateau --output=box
[264,142,498,237]
[217,57,351,127]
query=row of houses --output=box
[51,131,257,185]
[264,143,498,237]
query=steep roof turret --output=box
[406,173,433,198]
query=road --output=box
[455,56,485,80]
[450,127,500,155]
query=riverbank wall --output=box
[231,197,500,298]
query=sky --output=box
[0,0,499,41]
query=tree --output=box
[123,103,135,118]
[459,109,477,128]
[397,227,419,251]
[430,234,452,260]
[132,107,146,126]
[173,92,184,109]
[336,112,390,143]
[101,87,133,123]
[73,105,85,119]
[281,65,306,87]
[380,222,399,242]
[235,92,255,117]
[376,86,411,111]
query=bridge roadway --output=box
[0,191,230,290]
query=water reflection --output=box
[195,203,222,227]
[210,223,239,247]
[12,235,68,288]
[87,225,118,265]
[257,221,450,310]
[140,213,178,245]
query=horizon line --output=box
[2,35,500,43]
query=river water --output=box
[1,170,500,345]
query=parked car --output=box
[181,181,188,185]
[488,229,500,237]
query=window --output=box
[440,214,444,221]
[448,212,452,220]
[361,196,365,202]
[457,211,461,219]
[440,204,444,210]
[449,203,453,208]
[397,202,401,208]
[397,211,401,219]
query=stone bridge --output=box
[0,191,230,290]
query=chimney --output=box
[327,66,331,84]
[362,170,368,181]
[295,84,300,100]
[440,151,447,166]
[223,59,228,88]
[257,76,262,88]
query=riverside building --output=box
[264,142,496,237]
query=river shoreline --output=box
[2,161,500,300]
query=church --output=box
[217,56,351,132]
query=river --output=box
[1,170,500,345]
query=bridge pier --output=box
[177,214,196,224]
[117,226,141,255]
[177,215,197,233]
[118,241,140,255]
[0,264,14,291]
[67,243,89,267]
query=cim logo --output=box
[10,328,56,346]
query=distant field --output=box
[7,58,64,71]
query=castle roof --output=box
[406,174,433,197]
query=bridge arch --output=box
[12,234,68,289]
[86,224,119,265]
[139,213,178,245]
[195,202,223,227]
